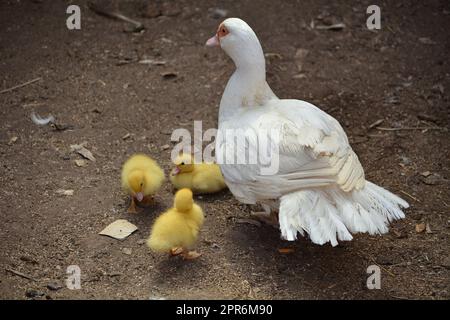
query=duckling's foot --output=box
[127,197,139,213]
[181,250,202,260]
[170,247,183,256]
[140,195,154,206]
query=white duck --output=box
[206,18,409,246]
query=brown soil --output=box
[0,0,449,300]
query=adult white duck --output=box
[206,18,408,246]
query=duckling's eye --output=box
[140,182,143,186]
[181,162,185,165]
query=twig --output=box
[368,119,384,129]
[400,190,421,203]
[357,251,396,277]
[5,268,37,281]
[0,77,42,94]
[88,2,144,33]
[376,126,444,131]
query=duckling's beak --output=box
[171,167,180,176]
[135,192,144,202]
[205,34,219,47]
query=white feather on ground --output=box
[31,112,54,126]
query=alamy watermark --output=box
[366,265,381,289]
[66,265,81,290]
[170,121,280,175]
[66,5,81,30]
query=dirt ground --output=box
[0,0,449,300]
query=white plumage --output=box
[208,18,408,246]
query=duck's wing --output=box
[216,99,365,203]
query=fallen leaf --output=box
[122,248,132,255]
[420,171,431,177]
[236,218,262,227]
[8,136,18,146]
[278,248,295,254]
[161,144,170,150]
[425,223,433,234]
[161,71,178,79]
[70,144,96,162]
[294,48,309,72]
[420,174,442,185]
[56,189,74,196]
[265,52,283,60]
[99,219,138,240]
[415,223,426,233]
[74,159,87,167]
[392,229,406,239]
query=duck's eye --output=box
[140,182,143,186]
[218,26,229,37]
[181,162,185,165]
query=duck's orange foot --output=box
[170,247,183,256]
[127,196,140,213]
[140,195,154,206]
[181,250,202,260]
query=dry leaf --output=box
[161,71,178,79]
[425,223,433,234]
[70,144,96,162]
[56,189,74,196]
[278,248,295,254]
[122,248,132,255]
[8,136,18,146]
[265,52,283,60]
[75,159,87,167]
[420,171,431,177]
[415,223,426,233]
[236,218,262,227]
[294,48,309,72]
[99,219,138,240]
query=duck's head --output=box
[171,153,194,176]
[206,18,265,70]
[128,170,145,201]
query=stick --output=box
[88,2,144,33]
[400,190,421,203]
[0,77,42,94]
[5,268,37,281]
[375,126,444,131]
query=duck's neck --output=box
[219,56,277,124]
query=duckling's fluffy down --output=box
[121,154,165,195]
[147,189,204,252]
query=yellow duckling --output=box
[121,154,165,213]
[147,188,204,260]
[170,153,227,194]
